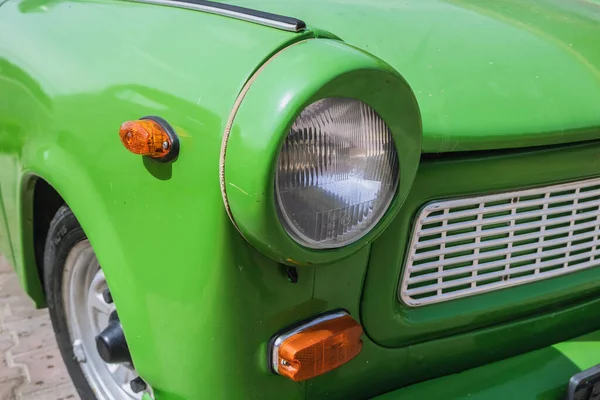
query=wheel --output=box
[43,205,149,400]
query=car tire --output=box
[44,206,146,400]
[43,205,98,400]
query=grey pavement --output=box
[0,255,78,400]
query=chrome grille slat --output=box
[418,198,600,237]
[406,247,600,296]
[411,218,600,261]
[421,185,600,225]
[410,227,600,273]
[414,207,600,249]
[400,177,600,307]
[406,256,600,303]
[409,235,600,284]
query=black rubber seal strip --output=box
[140,115,180,163]
[166,0,306,31]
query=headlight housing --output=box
[220,39,421,265]
[275,98,399,249]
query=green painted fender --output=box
[0,1,322,398]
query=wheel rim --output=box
[62,240,149,400]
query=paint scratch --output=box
[229,183,249,196]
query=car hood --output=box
[220,0,600,153]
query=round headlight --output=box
[275,98,399,249]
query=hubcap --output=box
[62,240,149,400]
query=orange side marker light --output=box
[119,116,179,162]
[270,311,363,382]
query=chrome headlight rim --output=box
[274,97,401,250]
[220,39,421,266]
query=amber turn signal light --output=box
[270,311,363,382]
[119,116,179,162]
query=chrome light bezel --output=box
[269,310,350,374]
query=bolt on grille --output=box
[400,177,600,307]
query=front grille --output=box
[400,177,600,307]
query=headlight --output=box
[221,39,421,265]
[275,98,399,249]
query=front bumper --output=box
[375,328,600,400]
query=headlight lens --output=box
[276,98,399,249]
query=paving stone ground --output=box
[0,255,78,400]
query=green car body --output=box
[0,0,600,398]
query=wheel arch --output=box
[19,174,65,307]
[18,154,130,310]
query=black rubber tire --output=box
[43,205,98,400]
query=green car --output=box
[1,0,600,398]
